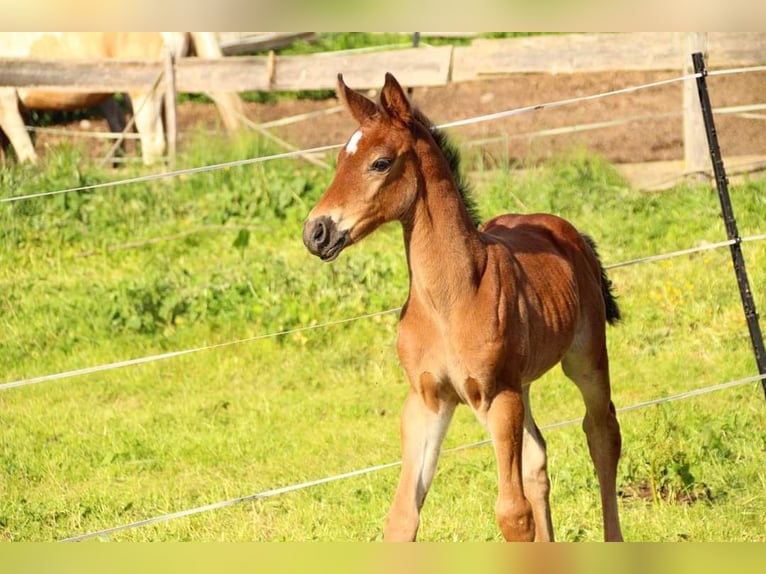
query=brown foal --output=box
[303,73,623,542]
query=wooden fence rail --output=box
[2,33,765,94]
[451,32,766,81]
[0,46,454,93]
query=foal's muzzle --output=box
[303,216,349,262]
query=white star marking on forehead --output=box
[345,130,363,155]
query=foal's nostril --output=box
[303,215,347,261]
[303,216,336,254]
[313,219,328,247]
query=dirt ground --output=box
[27,69,766,188]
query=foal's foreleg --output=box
[384,388,456,541]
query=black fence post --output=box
[692,51,766,398]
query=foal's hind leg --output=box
[486,388,535,541]
[521,384,554,541]
[562,349,623,542]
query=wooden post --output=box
[683,32,708,180]
[163,46,178,166]
[190,32,245,132]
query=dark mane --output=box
[411,107,482,228]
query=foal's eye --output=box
[370,158,393,173]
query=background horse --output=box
[0,32,243,165]
[303,73,623,542]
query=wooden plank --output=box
[0,46,451,94]
[176,47,452,92]
[174,57,271,92]
[2,33,761,95]
[452,32,766,80]
[0,56,274,93]
[0,47,450,94]
[707,32,766,66]
[0,58,163,92]
[271,46,453,91]
[452,33,686,80]
[219,32,316,55]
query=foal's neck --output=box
[402,138,487,309]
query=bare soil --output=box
[29,69,766,181]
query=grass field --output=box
[1,130,764,542]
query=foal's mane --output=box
[411,107,482,228]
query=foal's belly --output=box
[399,307,570,420]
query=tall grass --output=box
[0,135,764,541]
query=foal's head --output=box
[303,73,425,262]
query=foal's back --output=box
[481,212,601,285]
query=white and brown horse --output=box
[0,32,244,165]
[303,73,623,541]
[0,32,187,164]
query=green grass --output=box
[1,136,764,542]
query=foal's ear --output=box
[380,73,412,126]
[337,74,376,124]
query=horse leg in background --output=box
[487,387,535,541]
[384,385,456,541]
[128,90,165,165]
[521,384,554,541]
[0,88,37,163]
[97,96,127,162]
[562,350,623,541]
[0,126,7,163]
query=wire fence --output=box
[465,104,766,149]
[4,65,766,206]
[2,62,765,541]
[2,232,765,393]
[59,373,765,542]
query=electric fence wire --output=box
[59,373,765,542]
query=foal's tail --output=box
[581,234,621,326]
